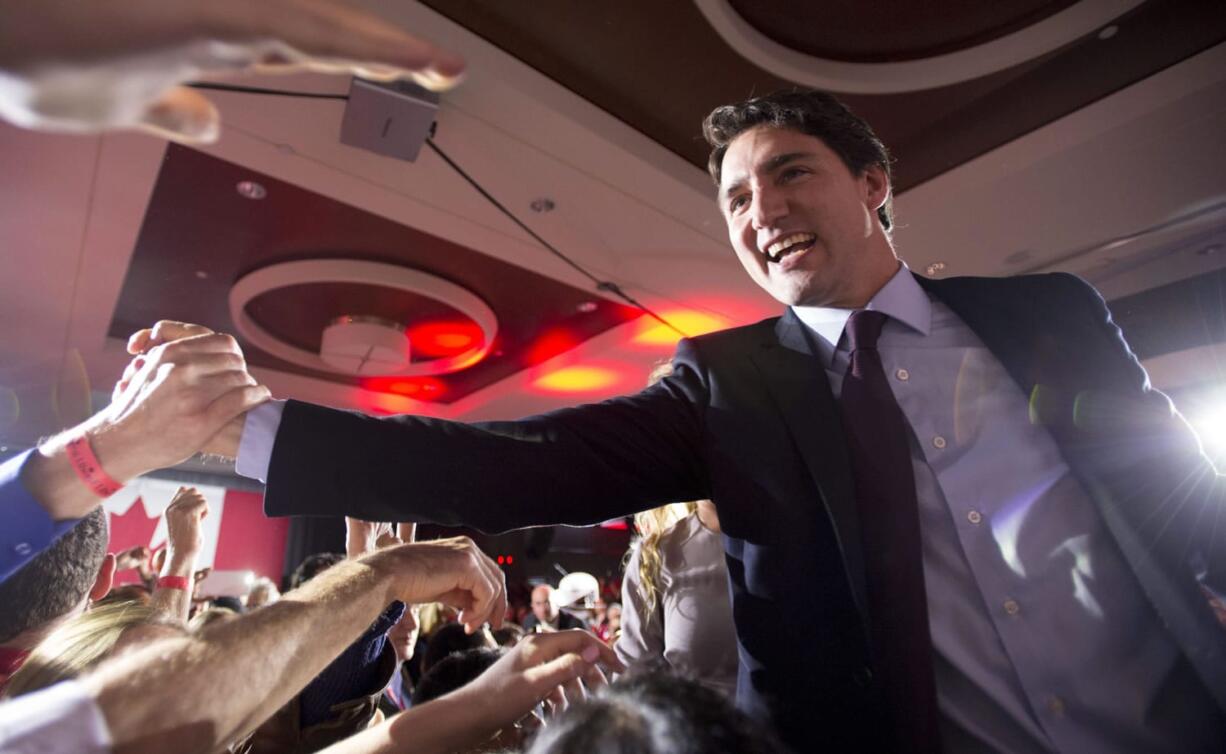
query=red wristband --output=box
[157,575,191,591]
[65,436,123,498]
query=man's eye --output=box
[729,195,748,212]
[781,167,807,181]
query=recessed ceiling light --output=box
[1097,24,1119,40]
[530,198,556,213]
[236,180,267,200]
[925,262,947,276]
[194,270,209,279]
[577,301,599,313]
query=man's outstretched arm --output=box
[129,321,713,533]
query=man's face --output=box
[531,586,555,622]
[718,126,892,308]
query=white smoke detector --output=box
[320,316,410,375]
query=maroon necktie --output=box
[838,310,941,752]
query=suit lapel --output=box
[749,309,869,624]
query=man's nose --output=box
[751,187,787,230]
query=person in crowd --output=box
[618,497,737,697]
[148,486,210,624]
[2,601,188,699]
[0,508,112,691]
[598,603,621,647]
[409,647,543,753]
[615,364,738,693]
[319,630,619,754]
[419,622,497,678]
[240,518,411,752]
[492,622,526,649]
[150,86,1226,752]
[523,584,587,633]
[289,553,345,590]
[112,544,157,590]
[411,647,504,706]
[246,578,281,609]
[0,535,522,754]
[525,672,787,754]
[188,605,239,632]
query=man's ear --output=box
[861,164,891,215]
[89,553,116,602]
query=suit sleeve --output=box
[262,341,711,532]
[1049,273,1225,578]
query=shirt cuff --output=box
[0,449,83,583]
[235,400,287,483]
[0,679,112,753]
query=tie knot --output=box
[845,310,888,352]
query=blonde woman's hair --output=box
[626,360,699,621]
[630,502,697,621]
[3,600,171,698]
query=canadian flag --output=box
[103,479,288,582]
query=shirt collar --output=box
[790,263,932,361]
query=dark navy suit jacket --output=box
[264,273,1226,750]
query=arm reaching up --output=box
[72,537,505,754]
[149,487,208,623]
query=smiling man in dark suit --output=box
[140,89,1226,753]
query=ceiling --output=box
[1,0,1225,465]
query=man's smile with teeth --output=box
[763,232,817,263]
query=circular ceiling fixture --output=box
[692,0,1144,94]
[229,259,498,377]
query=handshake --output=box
[92,320,267,485]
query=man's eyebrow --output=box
[720,151,817,200]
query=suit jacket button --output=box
[852,667,873,687]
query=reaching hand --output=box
[164,486,209,560]
[364,537,507,636]
[0,0,465,143]
[113,545,152,573]
[460,630,623,733]
[346,518,397,559]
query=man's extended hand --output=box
[362,537,507,636]
[92,331,269,480]
[0,0,465,143]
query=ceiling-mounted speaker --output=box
[320,316,411,375]
[340,77,439,162]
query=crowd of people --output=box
[3,1,1225,753]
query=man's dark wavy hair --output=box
[703,89,895,231]
[0,508,108,643]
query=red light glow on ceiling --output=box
[408,321,484,358]
[633,310,728,347]
[361,376,448,399]
[525,328,580,365]
[533,365,622,393]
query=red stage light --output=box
[408,321,484,358]
[361,376,448,399]
[525,329,579,365]
[506,555,513,565]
